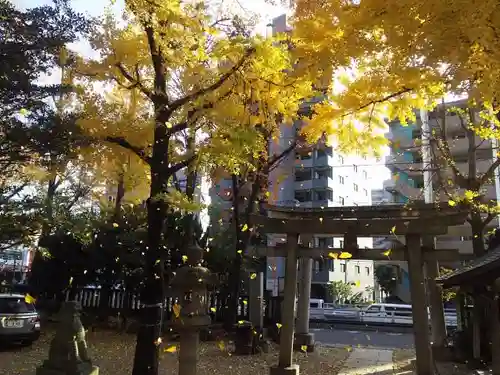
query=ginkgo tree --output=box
[74,2,320,374]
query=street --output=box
[311,327,415,349]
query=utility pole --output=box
[420,107,447,355]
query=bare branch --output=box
[167,154,197,175]
[114,63,153,99]
[479,158,500,185]
[104,136,151,164]
[167,47,255,114]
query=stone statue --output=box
[37,301,98,375]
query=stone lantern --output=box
[171,242,215,375]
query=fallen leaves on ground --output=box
[392,349,470,375]
[0,328,349,375]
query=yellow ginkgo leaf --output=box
[448,200,457,207]
[238,320,245,325]
[241,224,248,232]
[354,280,361,287]
[242,300,248,305]
[164,345,177,353]
[301,345,307,352]
[217,341,225,351]
[172,304,181,318]
[182,255,188,263]
[69,277,73,286]
[250,273,257,280]
[345,346,352,352]
[237,249,243,254]
[276,323,282,329]
[25,294,36,304]
[265,191,271,198]
[339,252,352,259]
[390,225,396,234]
[154,337,162,346]
[19,108,28,116]
[165,122,173,128]
[328,252,338,259]
[112,222,119,228]
[210,307,216,312]
[382,249,391,257]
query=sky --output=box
[14,0,391,190]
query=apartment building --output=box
[379,99,500,302]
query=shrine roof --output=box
[437,247,500,288]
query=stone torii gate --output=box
[248,203,469,375]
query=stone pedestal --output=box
[269,364,299,375]
[293,333,315,353]
[36,365,99,375]
[179,330,199,375]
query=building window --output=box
[295,190,312,202]
[353,164,358,172]
[353,183,359,192]
[339,175,344,184]
[314,167,332,179]
[339,239,344,248]
[363,170,368,179]
[366,267,370,276]
[355,265,360,274]
[363,189,368,196]
[295,168,312,182]
[328,259,334,271]
[340,263,346,272]
[339,196,345,205]
[338,155,344,164]
[318,237,334,248]
[315,189,333,201]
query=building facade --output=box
[379,99,500,302]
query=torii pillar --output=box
[406,234,433,375]
[270,233,299,375]
[294,234,314,352]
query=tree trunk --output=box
[131,109,170,375]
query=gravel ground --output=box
[0,329,350,375]
[392,349,475,375]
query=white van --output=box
[360,303,414,325]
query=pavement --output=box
[337,347,397,375]
[311,327,414,349]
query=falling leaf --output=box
[319,217,323,223]
[390,225,396,234]
[354,280,361,287]
[382,249,391,257]
[242,300,248,305]
[155,259,160,265]
[172,304,181,318]
[276,323,282,329]
[19,108,28,116]
[339,252,352,259]
[182,255,188,263]
[238,320,245,325]
[217,341,225,351]
[448,200,456,207]
[25,294,36,304]
[301,345,307,352]
[250,273,257,280]
[237,249,243,254]
[210,307,216,312]
[241,224,248,232]
[265,191,271,198]
[328,252,338,259]
[345,346,352,352]
[154,337,162,346]
[112,222,119,228]
[164,345,177,353]
[69,277,73,286]
[165,122,173,128]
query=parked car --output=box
[0,293,41,345]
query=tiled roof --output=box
[437,246,500,287]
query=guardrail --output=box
[310,307,458,328]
